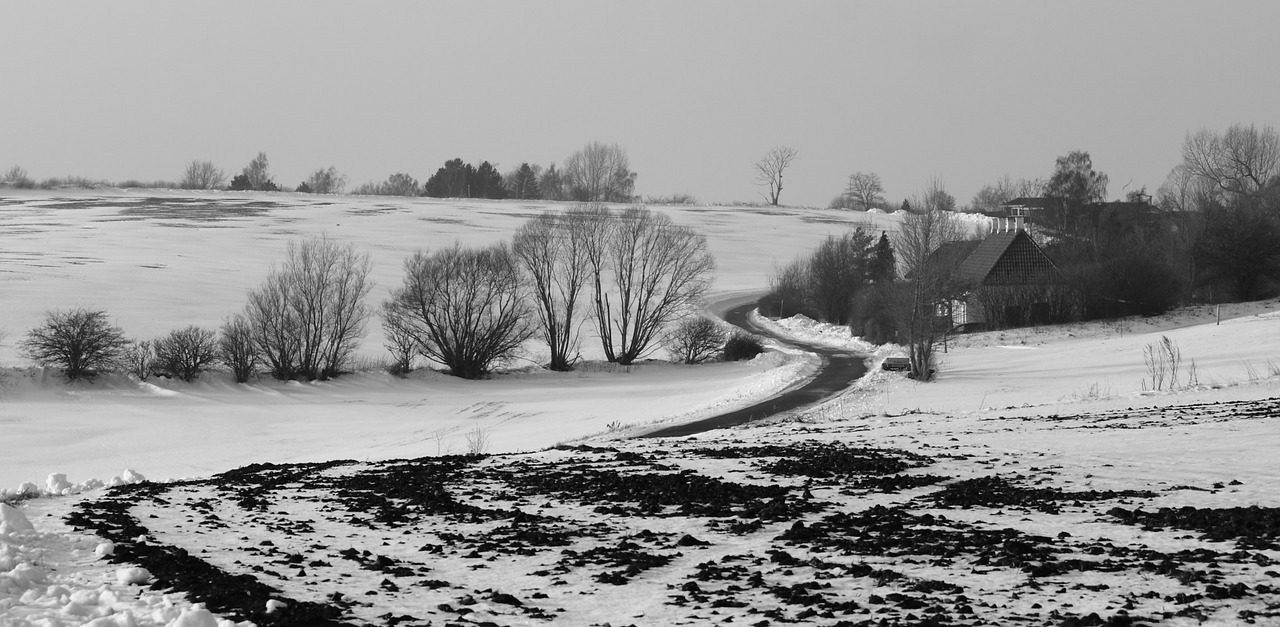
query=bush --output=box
[179,160,227,190]
[760,257,811,319]
[304,166,346,194]
[154,326,218,382]
[2,165,34,189]
[380,300,417,376]
[19,308,129,380]
[219,314,257,383]
[665,317,726,364]
[386,242,531,379]
[245,236,374,380]
[722,331,765,362]
[120,340,156,381]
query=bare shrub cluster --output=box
[179,160,227,190]
[245,236,374,380]
[385,243,531,379]
[381,204,716,376]
[664,317,726,364]
[154,326,219,382]
[14,207,716,383]
[19,309,129,381]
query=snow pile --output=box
[1,498,247,627]
[3,471,148,503]
[748,311,879,354]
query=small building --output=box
[946,212,1071,329]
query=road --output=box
[640,300,869,438]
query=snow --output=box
[1,189,1279,625]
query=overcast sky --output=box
[4,1,1278,207]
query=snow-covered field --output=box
[3,190,1280,626]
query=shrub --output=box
[380,300,417,376]
[2,165,34,189]
[179,160,227,190]
[304,166,346,194]
[665,317,726,364]
[219,314,257,383]
[121,340,156,381]
[245,236,374,380]
[386,242,531,379]
[19,308,129,380]
[154,326,218,382]
[760,257,811,318]
[722,331,765,362]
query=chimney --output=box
[1014,214,1025,232]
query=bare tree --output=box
[970,175,1045,213]
[179,160,227,190]
[754,146,797,206]
[892,180,965,380]
[1182,124,1280,199]
[564,142,635,202]
[592,207,716,365]
[153,326,219,382]
[385,173,420,197]
[121,340,156,381]
[19,308,129,380]
[2,165,33,188]
[219,314,257,383]
[665,317,726,364]
[380,300,417,375]
[1046,151,1109,206]
[512,207,592,371]
[388,243,531,379]
[244,152,273,191]
[245,236,374,380]
[843,172,886,211]
[304,166,347,194]
[762,256,810,318]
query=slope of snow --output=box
[3,190,1280,626]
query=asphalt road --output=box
[640,301,869,438]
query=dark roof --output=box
[1001,197,1057,209]
[955,229,1061,286]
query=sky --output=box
[3,1,1279,208]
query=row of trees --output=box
[18,207,718,382]
[383,205,715,377]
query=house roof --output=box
[955,229,1061,286]
[1001,197,1057,209]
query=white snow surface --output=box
[2,190,1280,625]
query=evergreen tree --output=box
[869,231,896,283]
[471,161,505,199]
[508,163,541,200]
[424,158,473,197]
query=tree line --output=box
[16,205,735,383]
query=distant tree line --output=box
[156,141,640,202]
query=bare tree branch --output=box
[753,146,797,206]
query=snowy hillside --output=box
[2,190,1279,626]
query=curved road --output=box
[641,300,869,438]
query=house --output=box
[945,211,1071,329]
